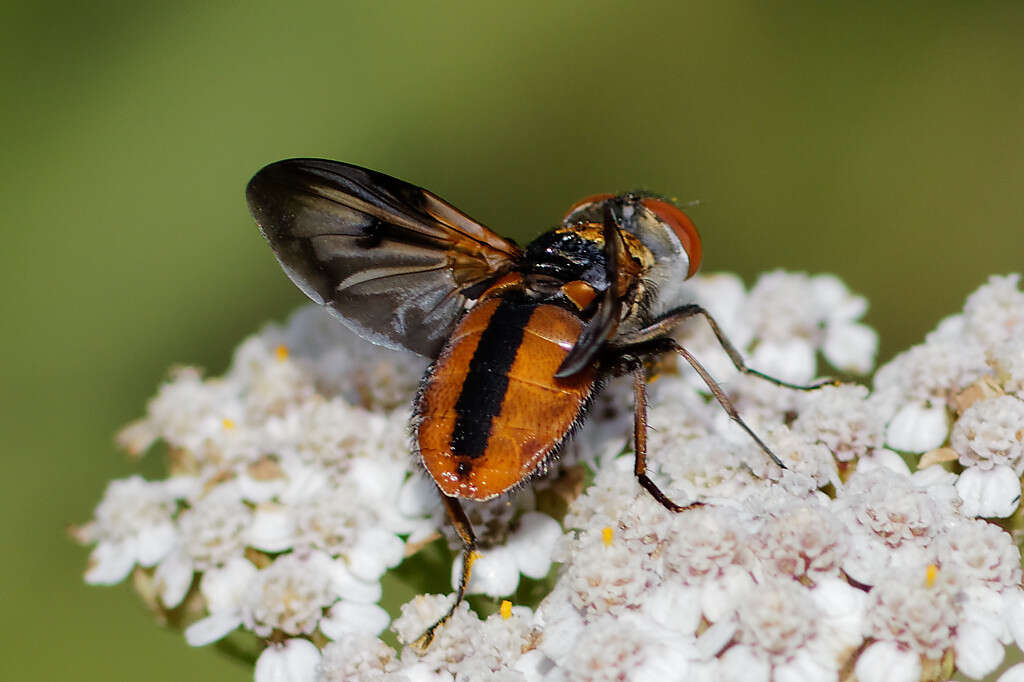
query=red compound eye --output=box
[563,193,614,221]
[641,198,702,279]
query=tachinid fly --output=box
[246,159,827,646]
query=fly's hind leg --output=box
[413,492,477,650]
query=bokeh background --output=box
[3,1,1023,679]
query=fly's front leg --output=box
[667,339,788,468]
[414,492,477,650]
[613,311,799,469]
[627,359,705,513]
[618,304,835,391]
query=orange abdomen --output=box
[416,296,598,500]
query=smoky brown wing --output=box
[246,159,523,357]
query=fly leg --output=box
[413,492,477,650]
[625,357,704,513]
[665,338,788,468]
[612,303,834,469]
[616,304,835,391]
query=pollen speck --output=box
[602,526,614,546]
[275,344,289,360]
[925,564,938,587]
[500,600,512,619]
[222,418,236,430]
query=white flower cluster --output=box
[75,306,570,677]
[77,273,1024,682]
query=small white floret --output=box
[1002,588,1024,650]
[316,633,398,681]
[505,511,563,580]
[955,620,1005,679]
[254,638,321,682]
[153,547,193,608]
[456,544,520,598]
[184,556,257,646]
[956,464,1021,518]
[81,476,179,584]
[998,663,1024,682]
[319,601,390,639]
[641,583,703,636]
[854,641,921,682]
[535,586,585,662]
[750,338,817,386]
[823,320,878,375]
[84,539,139,586]
[201,556,258,613]
[184,611,245,647]
[247,504,297,553]
[885,402,950,453]
[242,552,341,637]
[772,650,836,682]
[810,578,867,653]
[346,526,405,582]
[855,448,912,475]
[718,644,770,682]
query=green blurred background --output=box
[3,1,1022,679]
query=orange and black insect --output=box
[246,159,825,644]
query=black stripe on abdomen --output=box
[450,298,535,458]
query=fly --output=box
[245,159,828,646]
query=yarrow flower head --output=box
[748,502,848,582]
[77,271,1024,681]
[75,476,179,585]
[793,383,886,462]
[865,566,963,659]
[953,395,1024,473]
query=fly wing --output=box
[247,159,523,357]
